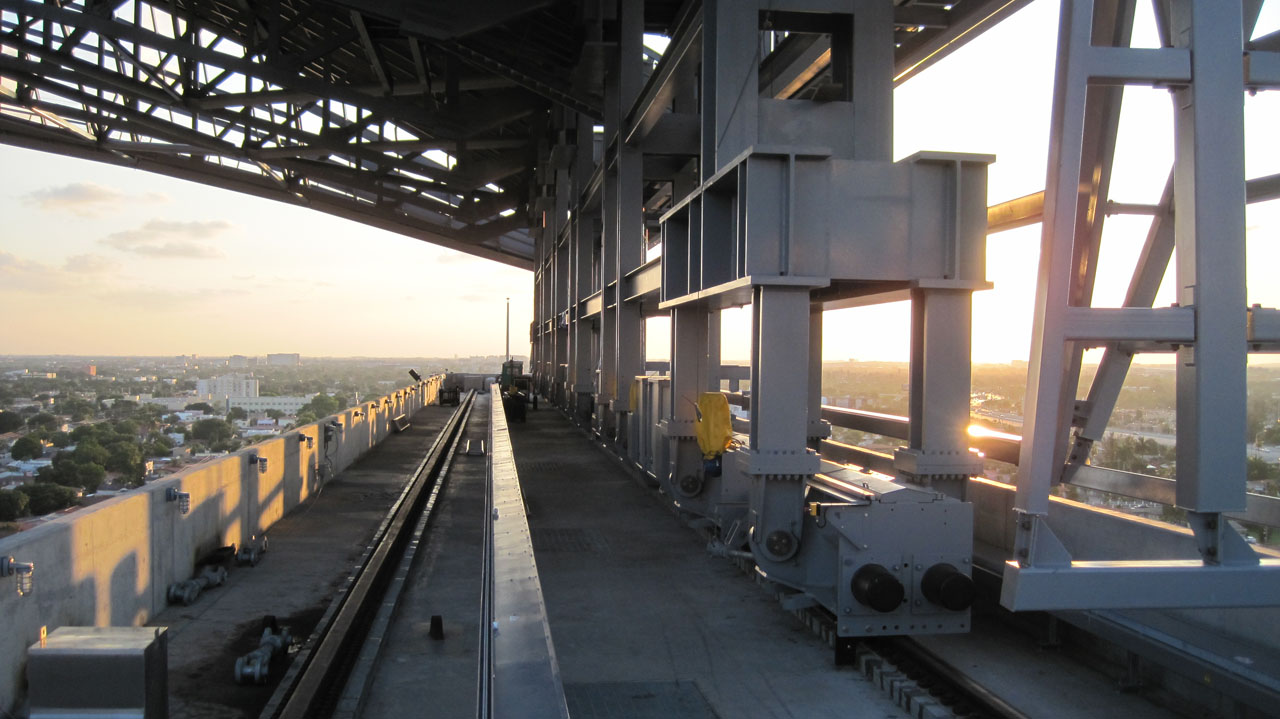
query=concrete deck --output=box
[154,404,455,719]
[507,408,910,719]
[506,407,1178,719]
[154,399,1181,719]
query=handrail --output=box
[720,391,1280,529]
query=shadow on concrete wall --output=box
[0,380,439,713]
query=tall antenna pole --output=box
[505,297,511,360]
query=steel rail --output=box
[866,636,1032,719]
[332,396,476,718]
[261,391,476,719]
[477,407,495,718]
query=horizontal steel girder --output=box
[1001,559,1280,611]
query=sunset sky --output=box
[1,0,1277,362]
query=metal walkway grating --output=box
[531,527,611,553]
[563,681,719,719]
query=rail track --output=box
[751,567,1032,719]
[258,391,476,719]
[860,636,1031,719]
[261,390,1028,719]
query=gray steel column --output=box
[611,0,645,428]
[807,306,826,448]
[554,220,570,408]
[707,310,722,392]
[750,287,811,454]
[669,304,709,491]
[849,0,894,161]
[700,0,757,180]
[1170,0,1248,513]
[1001,0,1277,611]
[542,123,573,399]
[567,118,596,419]
[599,162,619,432]
[1015,0,1099,539]
[532,240,545,392]
[748,285,813,563]
[899,288,980,497]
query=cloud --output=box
[0,251,137,295]
[435,252,479,265]
[94,286,225,307]
[0,251,55,291]
[63,253,121,274]
[0,251,237,314]
[102,219,230,259]
[22,182,167,217]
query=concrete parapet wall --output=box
[0,377,441,712]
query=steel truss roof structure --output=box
[0,0,1027,269]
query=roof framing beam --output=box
[0,116,533,269]
[434,38,602,121]
[4,0,468,138]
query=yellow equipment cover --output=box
[695,392,733,459]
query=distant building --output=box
[267,353,301,366]
[4,369,55,378]
[228,395,315,414]
[197,374,260,399]
[243,428,280,437]
[167,432,186,446]
[228,355,251,368]
[141,396,208,412]
[83,364,96,376]
[11,459,52,475]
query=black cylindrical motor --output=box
[921,563,975,611]
[851,564,905,613]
